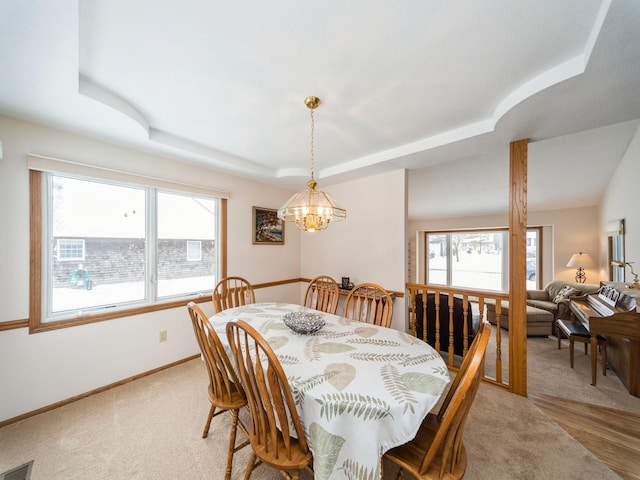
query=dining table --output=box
[209,302,450,480]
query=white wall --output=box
[300,169,408,331]
[0,115,301,422]
[599,123,640,281]
[408,205,601,287]
[531,207,600,284]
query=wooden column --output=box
[509,139,528,396]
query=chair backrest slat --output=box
[213,276,256,313]
[226,320,310,463]
[304,275,339,314]
[419,321,490,476]
[436,320,487,422]
[187,302,244,406]
[343,282,394,328]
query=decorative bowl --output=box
[282,311,326,334]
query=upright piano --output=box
[569,284,640,396]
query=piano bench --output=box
[556,319,607,376]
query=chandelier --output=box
[277,96,346,232]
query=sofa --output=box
[526,280,600,322]
[486,280,601,337]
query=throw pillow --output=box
[553,285,581,303]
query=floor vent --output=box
[0,461,33,480]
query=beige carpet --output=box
[483,327,640,414]
[0,350,627,480]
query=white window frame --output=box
[57,238,85,262]
[425,228,541,291]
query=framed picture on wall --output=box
[252,207,284,245]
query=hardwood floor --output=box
[530,393,640,480]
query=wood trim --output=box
[0,319,29,331]
[29,296,211,333]
[1,278,405,331]
[253,278,303,289]
[0,354,200,429]
[29,170,42,333]
[509,138,528,396]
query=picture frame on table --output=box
[252,206,284,245]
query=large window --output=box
[425,228,540,291]
[30,165,223,328]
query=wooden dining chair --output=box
[343,282,394,328]
[432,321,491,423]
[187,302,249,480]
[304,275,340,314]
[226,320,313,480]
[213,276,256,313]
[383,319,491,480]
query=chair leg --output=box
[202,404,216,438]
[224,409,240,480]
[244,452,257,480]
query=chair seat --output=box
[385,417,467,480]
[207,384,246,410]
[252,436,313,472]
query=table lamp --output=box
[566,252,594,283]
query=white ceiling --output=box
[1,0,639,219]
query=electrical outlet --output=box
[159,330,167,342]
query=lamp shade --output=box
[278,179,346,232]
[566,252,594,268]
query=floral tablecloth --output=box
[210,302,450,480]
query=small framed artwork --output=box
[252,207,284,245]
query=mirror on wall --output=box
[607,219,625,282]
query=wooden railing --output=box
[406,283,511,388]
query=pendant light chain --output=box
[310,107,315,181]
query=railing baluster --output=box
[406,283,510,389]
